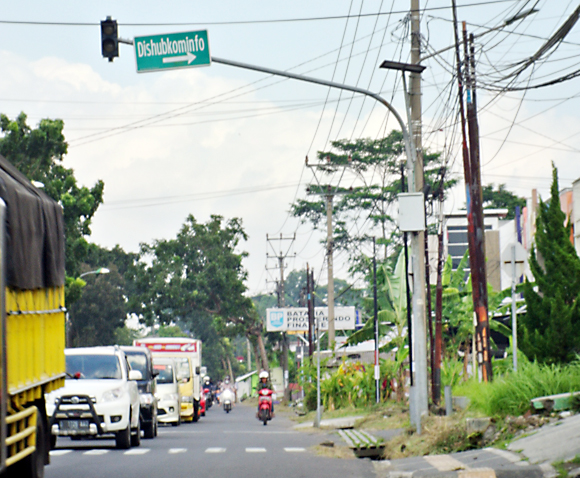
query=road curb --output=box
[374,462,556,478]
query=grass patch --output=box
[453,361,580,417]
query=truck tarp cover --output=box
[0,154,65,289]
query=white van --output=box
[153,357,181,426]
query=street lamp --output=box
[79,267,110,279]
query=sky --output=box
[1,0,579,297]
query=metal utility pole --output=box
[409,0,429,420]
[373,238,380,403]
[267,233,296,400]
[307,264,314,357]
[326,192,335,349]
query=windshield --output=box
[175,358,191,381]
[66,354,122,380]
[126,353,148,379]
[154,364,175,384]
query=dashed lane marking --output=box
[49,450,72,456]
[83,450,110,455]
[205,447,226,453]
[124,448,150,455]
[284,447,306,453]
[246,447,267,453]
[169,448,187,454]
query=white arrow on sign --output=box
[162,51,197,64]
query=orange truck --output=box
[0,154,66,477]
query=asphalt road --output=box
[46,402,375,478]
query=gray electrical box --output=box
[398,193,425,232]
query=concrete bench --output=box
[338,429,385,459]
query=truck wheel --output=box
[192,400,199,422]
[49,434,57,450]
[130,419,141,447]
[115,424,131,450]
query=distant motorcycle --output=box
[221,388,234,413]
[204,387,213,409]
[257,388,273,425]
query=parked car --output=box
[152,357,181,426]
[46,346,142,449]
[121,346,159,438]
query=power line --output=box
[0,2,524,28]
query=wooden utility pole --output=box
[465,31,492,381]
[452,0,492,382]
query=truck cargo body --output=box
[0,154,66,477]
[134,338,202,422]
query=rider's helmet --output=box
[224,375,230,384]
[203,375,210,384]
[259,370,269,382]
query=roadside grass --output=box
[552,454,580,477]
[453,361,580,417]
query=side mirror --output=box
[195,366,201,375]
[152,369,160,378]
[129,370,143,381]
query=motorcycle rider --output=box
[257,370,274,415]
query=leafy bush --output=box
[455,360,580,417]
[298,357,397,411]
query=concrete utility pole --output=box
[266,233,296,400]
[409,0,429,420]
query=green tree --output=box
[132,214,270,373]
[291,131,455,268]
[0,113,104,278]
[482,183,526,220]
[521,165,580,363]
[68,266,126,347]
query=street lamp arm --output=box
[211,56,415,175]
[79,268,110,279]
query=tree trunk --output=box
[256,333,269,372]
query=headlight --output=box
[182,396,193,403]
[164,393,179,402]
[101,387,124,403]
[140,393,155,405]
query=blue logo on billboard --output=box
[269,311,284,328]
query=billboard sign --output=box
[266,306,357,332]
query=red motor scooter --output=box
[257,388,273,426]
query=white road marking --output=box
[246,447,267,453]
[124,448,150,455]
[169,448,187,454]
[49,449,72,456]
[205,447,226,453]
[284,447,306,453]
[83,449,110,455]
[424,455,469,471]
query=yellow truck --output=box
[0,154,66,477]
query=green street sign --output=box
[134,30,211,73]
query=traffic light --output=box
[101,17,118,62]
